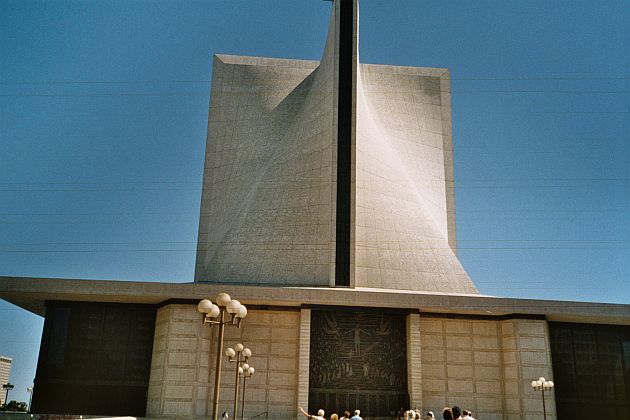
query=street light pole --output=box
[240,365,254,420]
[531,376,554,420]
[198,293,248,420]
[26,386,33,412]
[2,383,14,410]
[213,309,226,420]
[225,344,252,420]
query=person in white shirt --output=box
[299,406,326,420]
[349,409,363,420]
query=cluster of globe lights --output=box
[226,343,252,359]
[239,364,255,377]
[531,377,554,390]
[226,343,255,377]
[197,292,248,322]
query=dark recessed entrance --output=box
[309,308,409,417]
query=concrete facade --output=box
[143,304,565,420]
[194,0,476,294]
[417,317,556,420]
[355,64,471,292]
[147,305,304,419]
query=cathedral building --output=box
[1,1,629,419]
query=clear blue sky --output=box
[1,0,628,405]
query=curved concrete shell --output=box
[195,0,477,294]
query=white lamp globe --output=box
[225,347,236,358]
[197,299,213,314]
[547,381,554,387]
[539,377,545,383]
[215,293,231,307]
[209,304,220,318]
[235,343,244,352]
[531,381,537,388]
[238,366,244,375]
[226,300,241,314]
[242,363,250,371]
[243,348,252,358]
[236,305,248,319]
[248,367,255,375]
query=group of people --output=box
[299,405,475,420]
[299,406,363,420]
[404,406,476,420]
[439,406,476,420]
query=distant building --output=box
[0,356,12,405]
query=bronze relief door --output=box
[309,308,409,417]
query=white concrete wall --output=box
[194,1,477,294]
[194,53,334,286]
[354,65,476,293]
[417,316,556,420]
[147,304,303,419]
[147,307,557,419]
[501,319,556,420]
[147,304,213,418]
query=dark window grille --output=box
[549,322,630,419]
[31,301,156,416]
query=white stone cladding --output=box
[194,0,477,294]
[354,64,474,293]
[147,304,303,419]
[406,313,423,409]
[194,54,332,286]
[146,306,558,419]
[147,304,212,417]
[417,316,556,420]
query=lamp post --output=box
[2,383,14,410]
[26,386,33,412]
[239,365,255,420]
[198,293,248,420]
[531,376,554,420]
[225,344,252,420]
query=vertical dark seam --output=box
[335,0,353,287]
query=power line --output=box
[452,90,629,94]
[0,246,629,253]
[2,90,629,98]
[0,208,625,216]
[0,93,207,98]
[0,177,627,184]
[0,239,627,246]
[1,75,628,85]
[452,76,630,81]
